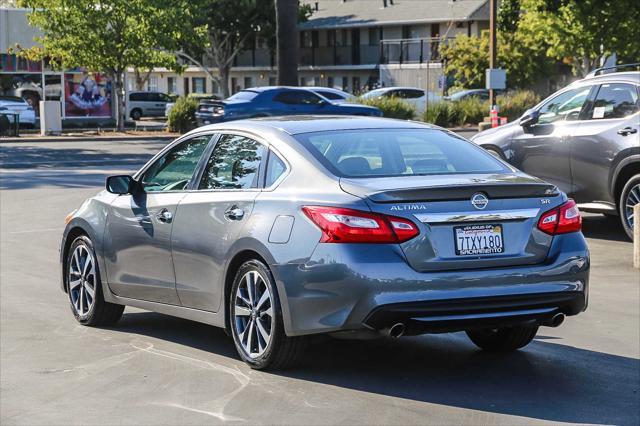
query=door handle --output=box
[224,206,245,221]
[156,208,173,223]
[618,127,638,136]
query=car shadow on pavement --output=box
[581,213,631,243]
[112,311,639,425]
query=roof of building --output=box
[299,0,489,30]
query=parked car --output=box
[360,86,441,112]
[306,86,353,103]
[165,94,220,117]
[127,91,172,120]
[444,89,504,102]
[195,87,381,125]
[471,67,640,239]
[0,96,36,127]
[60,116,589,370]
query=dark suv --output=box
[472,67,640,239]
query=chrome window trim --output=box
[414,208,540,224]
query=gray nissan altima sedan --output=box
[60,116,589,370]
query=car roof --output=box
[243,86,321,93]
[371,87,424,92]
[572,71,640,86]
[189,115,438,136]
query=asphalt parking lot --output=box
[1,137,638,425]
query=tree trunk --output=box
[113,72,126,131]
[275,0,298,86]
[134,69,151,91]
[220,65,231,98]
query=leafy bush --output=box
[167,96,198,133]
[496,90,541,121]
[453,97,486,126]
[423,102,456,127]
[358,96,416,120]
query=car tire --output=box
[130,109,142,121]
[229,259,306,370]
[66,235,124,326]
[466,324,538,351]
[619,174,640,240]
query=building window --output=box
[328,76,335,88]
[244,77,253,89]
[231,77,238,94]
[193,77,206,93]
[352,77,360,93]
[338,29,348,46]
[368,27,380,46]
[147,76,158,92]
[342,76,349,91]
[300,31,312,48]
[300,77,307,86]
[269,76,277,86]
[167,77,177,94]
[327,30,336,47]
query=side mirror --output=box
[106,175,136,195]
[519,109,539,127]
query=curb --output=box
[0,135,177,143]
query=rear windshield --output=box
[227,90,258,101]
[295,129,508,178]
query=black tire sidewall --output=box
[229,260,285,369]
[67,235,103,325]
[131,109,142,120]
[619,174,640,240]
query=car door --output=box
[569,82,640,204]
[147,92,167,116]
[171,133,267,312]
[103,134,213,304]
[510,85,593,195]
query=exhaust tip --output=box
[550,313,565,327]
[542,313,565,328]
[388,323,406,338]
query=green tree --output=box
[19,0,192,129]
[519,0,640,76]
[441,30,551,90]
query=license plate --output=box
[454,224,504,256]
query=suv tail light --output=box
[537,199,582,235]
[302,206,419,244]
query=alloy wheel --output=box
[233,270,274,359]
[624,183,640,230]
[68,244,96,317]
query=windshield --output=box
[295,129,509,178]
[227,90,258,101]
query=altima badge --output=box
[471,193,489,210]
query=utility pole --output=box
[489,0,497,108]
[276,0,299,86]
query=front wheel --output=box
[619,174,640,240]
[466,324,538,351]
[66,235,124,326]
[229,260,306,370]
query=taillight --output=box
[302,206,419,243]
[537,199,582,235]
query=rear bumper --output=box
[271,232,589,336]
[195,113,225,126]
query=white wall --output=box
[0,8,41,53]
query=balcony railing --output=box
[380,37,453,64]
[228,38,453,69]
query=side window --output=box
[273,91,296,104]
[538,86,591,124]
[129,93,142,101]
[317,91,343,100]
[298,91,323,104]
[590,83,639,119]
[265,152,287,187]
[199,134,266,190]
[141,135,211,192]
[405,89,425,99]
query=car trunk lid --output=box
[340,173,562,272]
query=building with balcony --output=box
[167,0,491,96]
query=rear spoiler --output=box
[354,183,559,203]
